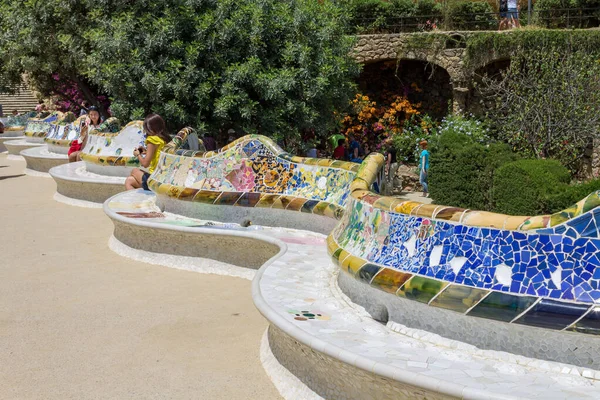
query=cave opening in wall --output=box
[469,58,511,117]
[358,59,453,121]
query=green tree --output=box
[0,0,108,114]
[86,0,359,144]
[479,42,600,174]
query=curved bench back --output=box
[24,112,62,143]
[2,112,35,132]
[24,111,62,143]
[331,153,600,337]
[148,134,359,232]
[79,119,140,176]
[44,114,84,153]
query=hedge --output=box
[492,159,571,215]
[428,132,517,211]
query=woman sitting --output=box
[125,114,170,191]
[68,106,101,162]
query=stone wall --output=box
[352,32,510,114]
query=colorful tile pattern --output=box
[329,154,600,336]
[80,120,143,167]
[113,134,600,337]
[149,135,358,214]
[44,115,87,148]
[23,112,61,139]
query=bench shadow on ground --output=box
[0,173,25,181]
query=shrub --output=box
[445,1,497,30]
[479,43,600,175]
[87,0,359,143]
[393,114,436,164]
[534,0,600,28]
[345,0,393,33]
[542,178,600,214]
[492,159,571,215]
[429,132,517,210]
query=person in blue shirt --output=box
[347,134,362,162]
[419,140,430,197]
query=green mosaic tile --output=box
[467,292,538,322]
[178,187,199,200]
[235,192,261,207]
[286,197,308,211]
[370,268,412,294]
[214,192,243,206]
[429,285,489,313]
[192,190,222,204]
[256,194,280,208]
[567,307,600,335]
[397,276,448,304]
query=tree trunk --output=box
[73,76,109,119]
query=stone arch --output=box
[467,58,511,117]
[357,59,453,120]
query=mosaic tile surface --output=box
[44,115,87,147]
[149,134,358,212]
[330,154,600,337]
[2,112,35,130]
[23,112,61,138]
[80,120,143,167]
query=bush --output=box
[345,0,393,33]
[492,159,570,215]
[533,0,578,28]
[542,178,600,214]
[446,1,497,30]
[534,0,600,28]
[429,132,517,211]
[86,0,359,143]
[479,43,600,175]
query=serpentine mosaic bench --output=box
[103,138,600,399]
[49,123,199,206]
[145,134,358,234]
[4,112,61,156]
[333,154,600,368]
[20,113,84,174]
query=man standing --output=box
[419,140,430,198]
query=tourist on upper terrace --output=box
[498,0,509,30]
[202,134,217,151]
[68,106,101,162]
[306,145,318,158]
[419,140,430,198]
[507,0,520,28]
[125,114,170,191]
[79,101,90,116]
[333,138,346,160]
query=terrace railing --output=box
[349,7,600,34]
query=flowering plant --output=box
[338,93,420,150]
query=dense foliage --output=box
[479,42,600,174]
[85,0,359,142]
[428,131,517,211]
[0,1,110,115]
[0,0,359,143]
[492,159,571,215]
[343,0,442,33]
[534,0,600,28]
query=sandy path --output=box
[0,154,281,400]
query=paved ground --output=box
[396,190,433,204]
[0,154,281,400]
